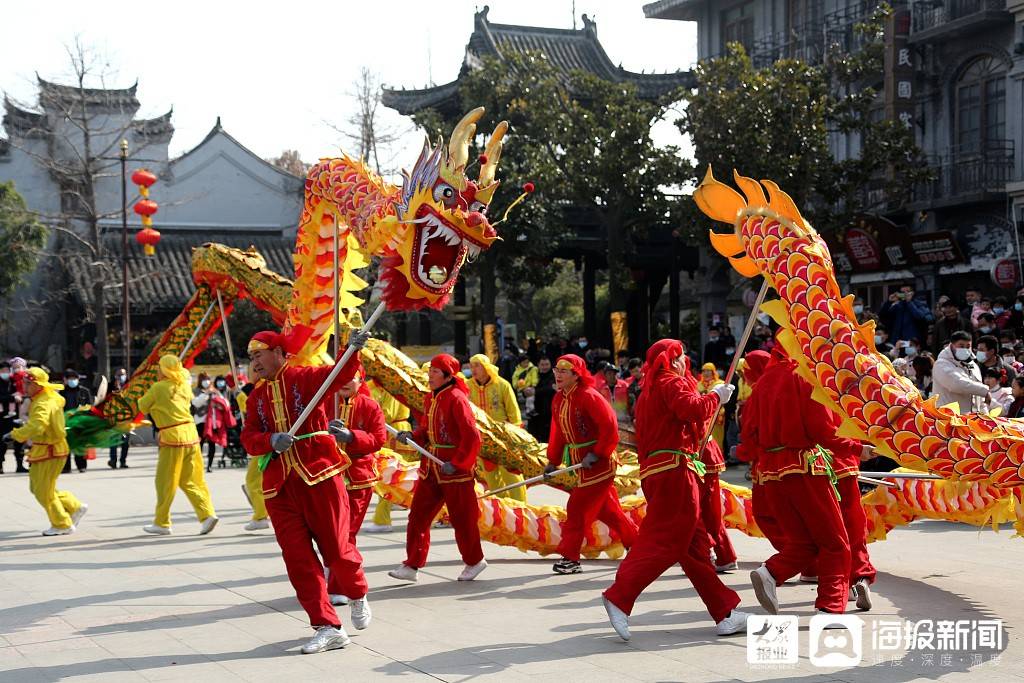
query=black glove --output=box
[328,419,353,444]
[581,453,601,470]
[543,463,558,478]
[441,462,457,476]
[348,329,371,350]
[395,430,413,445]
[270,432,295,453]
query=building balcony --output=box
[911,139,1016,206]
[909,0,1012,43]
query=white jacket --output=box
[932,346,988,414]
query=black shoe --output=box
[108,461,117,469]
[120,463,129,468]
[553,558,582,575]
[16,467,28,473]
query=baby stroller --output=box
[220,423,248,468]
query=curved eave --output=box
[381,80,461,116]
[169,120,304,183]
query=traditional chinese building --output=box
[383,6,696,353]
[1,78,302,370]
[645,0,1024,313]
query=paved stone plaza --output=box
[0,447,1020,682]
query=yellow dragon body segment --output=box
[695,168,1024,532]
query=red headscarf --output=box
[742,350,771,386]
[640,339,685,388]
[554,354,594,388]
[430,353,468,393]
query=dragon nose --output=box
[466,211,487,228]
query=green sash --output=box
[648,448,706,477]
[257,430,330,472]
[562,439,597,467]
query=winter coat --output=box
[932,346,988,415]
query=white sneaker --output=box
[602,595,630,641]
[330,594,350,606]
[388,564,418,582]
[715,560,738,573]
[853,579,872,611]
[143,524,172,535]
[42,525,74,536]
[300,625,350,654]
[244,518,270,531]
[750,565,779,615]
[715,609,750,636]
[350,596,372,630]
[457,560,487,581]
[362,522,393,534]
[71,503,88,527]
[199,516,219,535]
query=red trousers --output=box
[604,466,740,623]
[557,478,638,561]
[266,473,368,627]
[700,472,737,565]
[838,475,876,583]
[347,487,374,548]
[764,474,850,613]
[751,482,787,552]
[404,475,483,569]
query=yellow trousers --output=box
[153,445,216,528]
[29,456,81,529]
[245,457,268,521]
[482,463,527,503]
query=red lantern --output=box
[136,227,161,256]
[131,169,157,187]
[133,199,159,217]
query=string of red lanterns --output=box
[131,169,161,256]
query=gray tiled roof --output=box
[65,234,295,313]
[382,6,692,115]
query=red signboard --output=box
[991,259,1020,289]
[844,227,882,270]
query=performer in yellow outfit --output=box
[237,384,270,531]
[697,363,726,449]
[137,355,218,536]
[467,353,526,502]
[366,378,413,532]
[9,367,86,536]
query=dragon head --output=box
[382,107,507,310]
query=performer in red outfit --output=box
[329,371,386,550]
[697,389,738,573]
[240,328,372,655]
[388,354,487,583]
[742,345,871,616]
[830,440,877,610]
[602,340,748,641]
[545,355,638,575]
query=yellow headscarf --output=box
[701,362,717,373]
[470,353,500,384]
[158,354,190,385]
[25,366,62,391]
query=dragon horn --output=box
[478,120,508,188]
[448,107,485,171]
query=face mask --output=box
[853,305,864,315]
[980,326,993,334]
[906,346,918,357]
[0,372,9,381]
[756,313,770,324]
[874,335,883,345]
[215,381,226,389]
[200,379,210,389]
[994,307,1005,315]
[462,369,472,378]
[578,340,588,349]
[709,336,719,343]
[726,347,735,355]
[118,372,127,380]
[954,347,973,362]
[975,350,989,363]
[67,379,79,388]
[1016,302,1023,312]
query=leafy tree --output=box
[679,3,931,237]
[0,181,47,306]
[412,51,689,345]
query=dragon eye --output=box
[432,183,456,205]
[469,201,487,214]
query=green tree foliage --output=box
[0,181,47,301]
[679,3,931,237]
